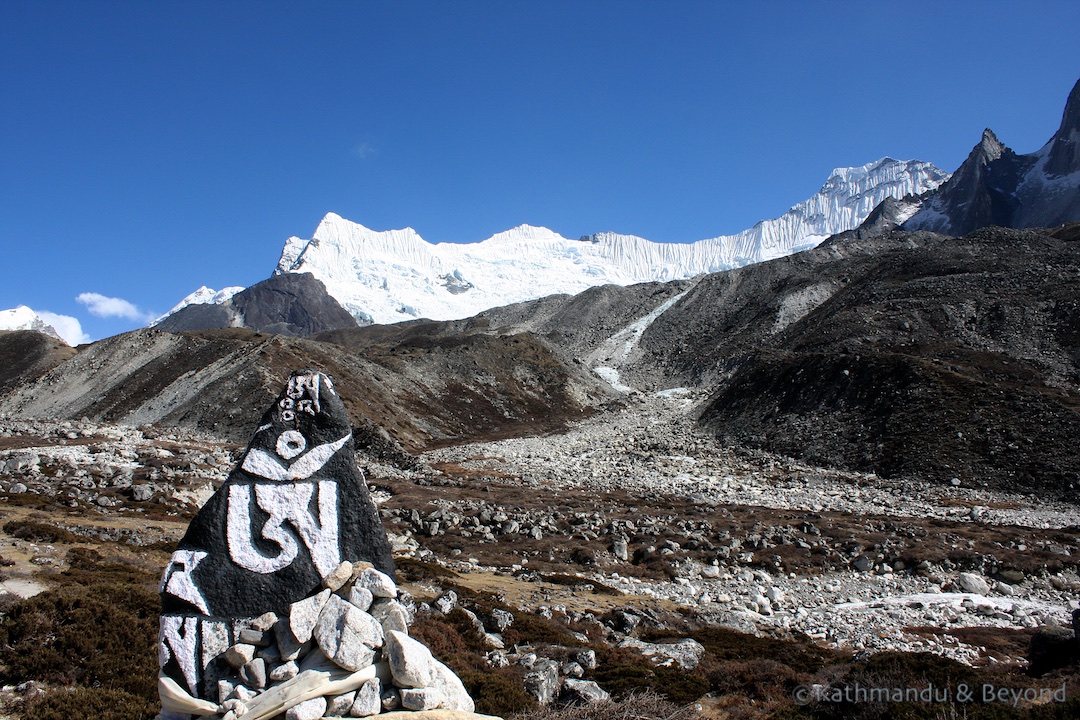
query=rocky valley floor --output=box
[1,393,1079,718]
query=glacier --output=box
[175,157,949,327]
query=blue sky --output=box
[2,1,1078,343]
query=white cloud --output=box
[76,292,156,322]
[354,142,376,159]
[37,311,92,346]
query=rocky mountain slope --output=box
[0,330,76,392]
[417,224,1080,500]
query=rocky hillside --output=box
[0,326,608,450]
[0,330,76,391]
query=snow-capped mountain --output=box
[0,306,64,343]
[268,157,946,325]
[151,285,243,326]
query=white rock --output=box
[348,585,374,612]
[351,678,382,717]
[431,657,475,712]
[241,657,266,689]
[289,588,332,644]
[268,660,299,683]
[958,572,990,595]
[324,561,354,591]
[385,629,437,687]
[563,678,610,704]
[356,567,397,598]
[224,643,256,669]
[275,617,312,663]
[326,690,356,716]
[400,686,444,711]
[314,594,383,671]
[285,696,326,720]
[370,599,411,634]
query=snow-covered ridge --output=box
[172,157,948,327]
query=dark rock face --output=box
[904,129,1035,237]
[157,273,359,337]
[155,303,236,333]
[159,370,394,697]
[233,273,359,336]
[1044,77,1080,178]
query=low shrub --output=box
[510,689,696,720]
[589,646,708,704]
[502,611,581,647]
[3,519,80,544]
[21,687,157,720]
[0,581,159,698]
[462,668,537,716]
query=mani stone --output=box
[160,369,394,619]
[158,369,395,704]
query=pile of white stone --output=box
[159,561,490,720]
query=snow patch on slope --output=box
[592,289,694,367]
[588,286,696,393]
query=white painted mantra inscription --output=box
[160,549,211,615]
[159,615,237,696]
[227,480,341,577]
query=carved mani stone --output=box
[158,369,395,700]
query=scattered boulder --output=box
[523,659,560,705]
[560,679,610,705]
[1028,624,1079,675]
[958,572,990,595]
[615,637,705,670]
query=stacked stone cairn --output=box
[160,559,483,719]
[157,370,493,720]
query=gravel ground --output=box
[423,390,1080,663]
